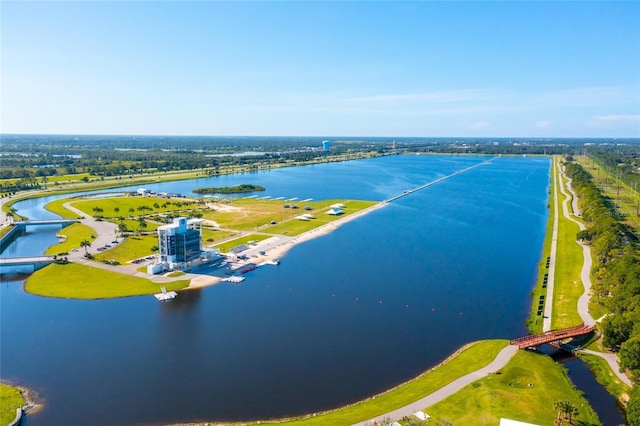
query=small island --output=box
[193,184,265,194]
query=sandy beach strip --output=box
[183,201,389,290]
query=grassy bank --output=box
[527,157,554,333]
[44,223,96,255]
[25,263,188,299]
[551,168,585,329]
[427,349,600,425]
[0,383,25,426]
[578,354,631,402]
[238,340,508,425]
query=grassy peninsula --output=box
[0,383,25,426]
[25,263,188,299]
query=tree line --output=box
[563,160,639,424]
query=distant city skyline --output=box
[2,1,639,138]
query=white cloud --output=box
[536,120,552,128]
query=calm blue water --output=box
[2,155,551,425]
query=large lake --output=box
[1,155,550,425]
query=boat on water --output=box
[154,286,177,301]
[240,265,257,274]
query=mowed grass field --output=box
[44,197,84,219]
[45,196,377,240]
[426,349,600,425]
[0,383,25,426]
[25,263,188,299]
[214,234,273,253]
[69,196,203,218]
[44,223,96,255]
[552,168,588,329]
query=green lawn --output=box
[552,171,587,329]
[527,166,554,333]
[578,354,631,401]
[240,340,507,426]
[0,225,15,239]
[266,218,326,236]
[70,196,203,219]
[116,218,159,233]
[201,198,373,231]
[214,233,272,253]
[44,197,83,219]
[25,263,188,299]
[44,223,96,255]
[0,383,25,426]
[426,350,600,426]
[94,235,157,264]
[201,228,240,245]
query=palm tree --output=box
[114,207,120,216]
[554,400,578,425]
[137,217,147,232]
[117,222,129,238]
[80,239,92,255]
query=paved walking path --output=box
[351,157,632,425]
[543,159,561,331]
[557,166,631,387]
[557,168,595,327]
[62,202,119,261]
[352,345,519,426]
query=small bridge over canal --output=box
[0,256,56,272]
[14,219,78,230]
[510,323,594,349]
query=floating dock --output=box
[154,287,177,301]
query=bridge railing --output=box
[510,323,594,349]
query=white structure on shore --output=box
[157,217,204,270]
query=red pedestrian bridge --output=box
[510,323,595,349]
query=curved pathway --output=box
[62,201,119,261]
[352,157,631,425]
[557,165,631,387]
[557,168,595,327]
[353,345,519,426]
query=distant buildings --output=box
[157,217,203,270]
[322,140,330,151]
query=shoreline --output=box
[1,381,43,417]
[181,201,389,291]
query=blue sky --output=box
[2,1,639,137]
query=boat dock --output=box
[154,287,177,301]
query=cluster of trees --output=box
[587,146,640,191]
[193,184,265,194]
[6,135,638,186]
[0,135,365,180]
[563,161,639,423]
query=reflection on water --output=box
[554,352,627,425]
